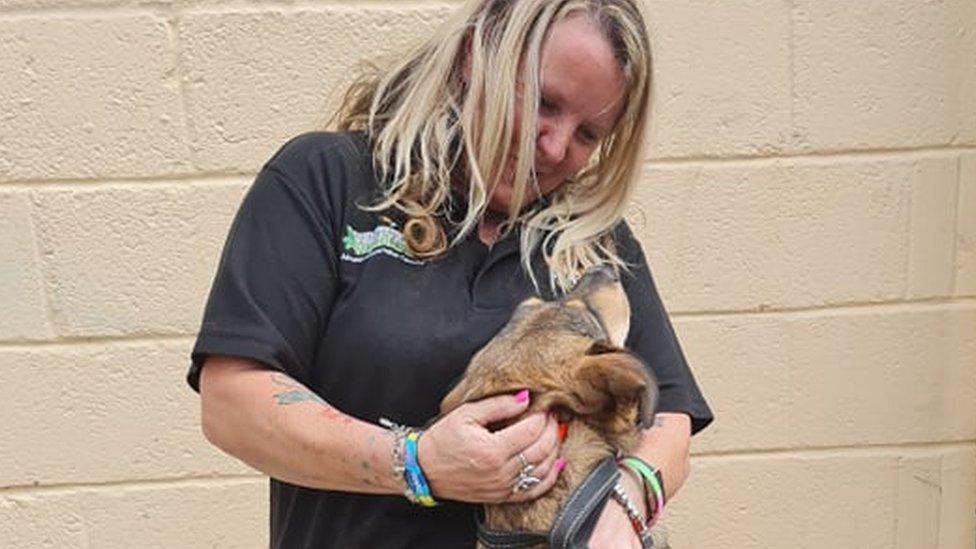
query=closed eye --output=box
[540,95,557,114]
[578,127,599,145]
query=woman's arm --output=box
[199,355,562,502]
[632,412,692,501]
[200,356,402,493]
[587,412,692,548]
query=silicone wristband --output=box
[621,456,665,525]
[403,431,438,507]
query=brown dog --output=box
[440,267,663,547]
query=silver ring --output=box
[512,453,540,493]
[512,470,541,493]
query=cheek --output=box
[540,146,592,191]
[565,144,595,174]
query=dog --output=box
[440,266,666,547]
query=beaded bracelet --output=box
[610,480,653,546]
[620,456,666,526]
[379,418,439,507]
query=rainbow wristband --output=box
[403,431,438,507]
[621,456,665,526]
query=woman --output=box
[188,0,712,547]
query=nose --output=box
[537,117,570,166]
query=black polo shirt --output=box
[187,131,713,549]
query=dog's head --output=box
[440,266,657,436]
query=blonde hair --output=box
[335,0,653,293]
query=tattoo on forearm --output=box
[270,372,326,406]
[269,373,353,424]
[274,389,327,406]
[359,433,385,487]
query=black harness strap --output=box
[548,457,619,549]
[476,456,631,549]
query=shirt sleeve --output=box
[615,222,714,435]
[186,150,340,391]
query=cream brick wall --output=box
[0,1,972,548]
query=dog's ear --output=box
[541,344,657,430]
[567,268,631,347]
[582,284,631,348]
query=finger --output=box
[494,432,559,502]
[464,390,531,427]
[503,414,559,477]
[493,411,548,455]
[517,441,560,481]
[507,455,567,504]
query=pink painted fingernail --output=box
[515,389,530,403]
[555,457,567,474]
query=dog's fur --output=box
[441,268,665,547]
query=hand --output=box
[588,472,647,549]
[418,391,564,503]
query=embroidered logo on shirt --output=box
[341,223,424,265]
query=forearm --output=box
[199,356,399,494]
[631,412,692,502]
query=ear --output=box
[566,347,657,429]
[585,286,630,348]
[567,267,631,347]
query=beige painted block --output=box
[939,446,976,549]
[0,479,266,549]
[0,191,54,341]
[31,180,247,337]
[891,447,976,549]
[895,455,941,549]
[632,157,960,312]
[908,159,959,298]
[678,303,976,453]
[0,0,167,7]
[82,479,267,549]
[0,340,253,487]
[0,493,87,549]
[957,154,976,296]
[793,0,976,151]
[672,316,793,451]
[786,305,976,448]
[666,452,899,548]
[0,15,190,182]
[179,6,452,172]
[644,0,793,158]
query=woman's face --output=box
[488,14,626,214]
